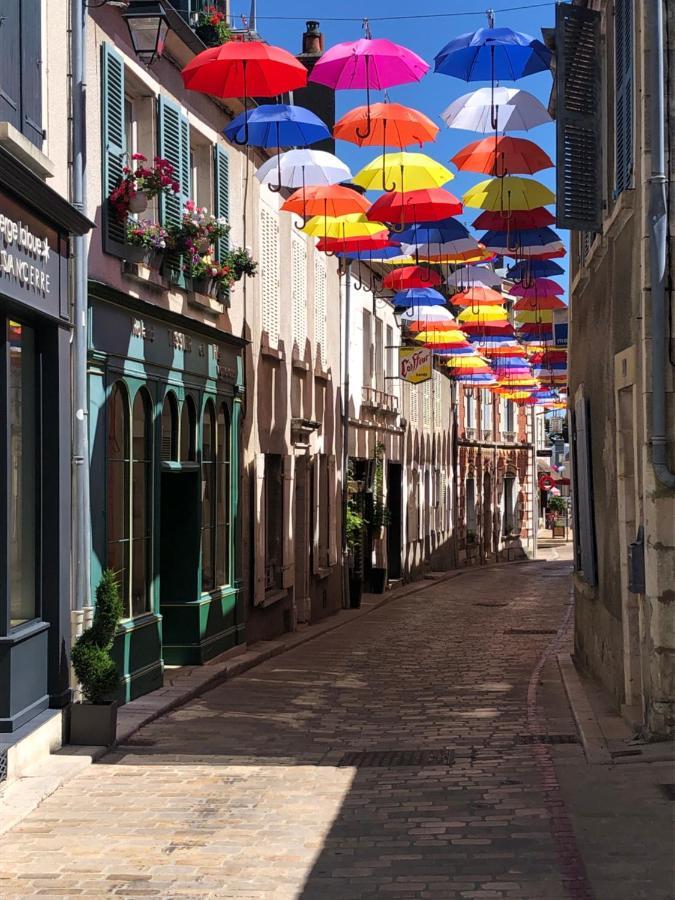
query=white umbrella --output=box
[401,238,483,258]
[441,87,552,133]
[486,241,565,257]
[255,149,351,189]
[448,265,504,289]
[399,306,455,323]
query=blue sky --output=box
[234,0,565,287]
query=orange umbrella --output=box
[451,136,553,177]
[452,286,505,307]
[334,101,439,148]
[282,184,370,219]
[513,295,567,311]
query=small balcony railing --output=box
[361,386,399,414]
[464,427,477,441]
[502,430,516,443]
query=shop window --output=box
[107,382,131,615]
[503,475,515,534]
[505,400,515,434]
[131,389,152,617]
[466,478,477,532]
[264,454,283,590]
[215,404,231,587]
[180,394,196,461]
[7,320,38,627]
[201,400,216,592]
[160,392,178,461]
[465,391,474,429]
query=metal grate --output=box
[338,749,455,768]
[516,734,579,745]
[505,628,558,635]
[0,746,7,783]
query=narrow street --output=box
[2,555,670,899]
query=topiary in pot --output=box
[69,569,123,746]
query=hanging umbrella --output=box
[401,238,482,260]
[256,149,351,193]
[334,101,438,147]
[224,104,329,148]
[480,227,564,257]
[182,42,308,143]
[281,184,370,223]
[441,87,551,133]
[353,152,453,192]
[383,266,442,290]
[368,188,462,226]
[509,278,564,297]
[415,329,468,346]
[302,213,385,239]
[336,245,403,261]
[507,259,564,281]
[448,265,503,290]
[397,219,470,244]
[513,295,567,311]
[474,207,555,230]
[458,305,509,324]
[452,286,505,308]
[401,304,455,321]
[434,26,552,82]
[451,136,553,178]
[463,176,555,211]
[317,234,396,254]
[391,287,447,308]
[309,37,429,138]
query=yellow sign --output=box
[399,347,432,384]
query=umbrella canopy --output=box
[415,330,468,345]
[310,38,429,90]
[507,259,564,279]
[453,286,505,307]
[224,104,329,147]
[509,278,564,297]
[463,176,555,211]
[256,149,351,189]
[336,245,403,260]
[302,213,384,239]
[458,305,509,323]
[383,266,442,290]
[281,184,370,218]
[367,188,462,225]
[474,207,555,230]
[442,87,551,133]
[513,296,567,311]
[516,309,555,324]
[451,136,553,177]
[182,41,307,98]
[353,152,453,192]
[317,234,395,253]
[434,27,552,81]
[401,238,482,259]
[481,226,562,248]
[392,287,447,308]
[334,102,438,147]
[397,219,470,244]
[448,265,504,289]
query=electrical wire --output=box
[235,2,555,23]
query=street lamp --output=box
[122,1,170,65]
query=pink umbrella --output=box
[309,35,429,139]
[508,278,564,298]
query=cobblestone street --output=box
[1,557,672,899]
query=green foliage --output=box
[346,499,366,551]
[370,443,391,531]
[227,247,258,280]
[547,495,567,515]
[71,570,123,704]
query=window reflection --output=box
[201,400,216,591]
[107,382,130,615]
[131,389,152,617]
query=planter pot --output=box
[195,237,211,253]
[69,701,118,747]
[125,245,164,269]
[348,573,363,609]
[192,276,222,298]
[127,191,148,214]
[369,567,387,594]
[195,23,224,46]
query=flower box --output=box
[195,24,222,46]
[124,245,165,270]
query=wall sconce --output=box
[123,1,170,65]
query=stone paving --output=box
[0,558,671,899]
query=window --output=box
[481,391,492,435]
[505,400,515,434]
[465,391,474,429]
[314,256,327,367]
[180,395,196,461]
[375,318,384,391]
[131,390,152,617]
[201,400,216,592]
[386,325,394,381]
[466,478,477,533]
[362,309,372,387]
[572,387,597,585]
[215,404,231,587]
[160,392,178,461]
[318,454,330,567]
[292,235,307,351]
[614,0,633,196]
[503,476,515,534]
[124,97,135,162]
[261,207,280,345]
[107,382,130,616]
[7,321,38,627]
[0,0,43,148]
[264,454,283,590]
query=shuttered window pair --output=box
[0,0,43,149]
[291,235,307,351]
[314,257,328,368]
[260,206,280,345]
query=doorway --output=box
[387,462,403,580]
[159,469,200,605]
[294,455,311,623]
[483,472,492,558]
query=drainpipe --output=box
[72,0,91,612]
[342,262,352,554]
[649,0,675,489]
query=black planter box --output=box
[348,574,363,609]
[369,567,387,594]
[69,701,118,746]
[124,246,165,269]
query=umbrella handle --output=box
[293,169,307,229]
[355,58,373,140]
[232,62,250,146]
[354,267,364,291]
[267,142,283,192]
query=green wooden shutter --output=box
[157,95,189,227]
[614,0,633,196]
[101,42,127,253]
[213,144,230,263]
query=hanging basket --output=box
[127,191,148,214]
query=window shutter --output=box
[362,309,372,386]
[292,236,307,351]
[253,453,266,605]
[409,384,418,424]
[281,454,294,589]
[101,42,127,252]
[572,387,597,586]
[423,381,431,430]
[0,2,21,131]
[312,455,321,574]
[213,144,230,262]
[555,3,602,232]
[260,206,280,346]
[314,256,327,367]
[327,454,337,566]
[158,95,189,227]
[20,0,43,148]
[614,0,633,196]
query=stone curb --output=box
[557,653,613,765]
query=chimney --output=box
[302,20,324,55]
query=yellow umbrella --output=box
[353,152,453,192]
[415,330,467,344]
[462,176,555,211]
[446,358,491,370]
[458,305,508,323]
[515,309,554,324]
[302,213,386,239]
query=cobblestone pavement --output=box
[0,559,671,899]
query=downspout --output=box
[649,0,675,489]
[342,262,352,565]
[72,0,92,612]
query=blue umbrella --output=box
[480,227,562,249]
[434,27,552,82]
[336,246,402,261]
[434,345,480,356]
[396,219,470,245]
[225,104,330,148]
[507,259,564,280]
[392,287,447,308]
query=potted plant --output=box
[69,569,123,747]
[368,444,389,594]
[195,4,232,46]
[109,154,179,221]
[227,246,258,282]
[346,496,366,608]
[125,219,170,268]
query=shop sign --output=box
[554,322,568,347]
[399,347,432,384]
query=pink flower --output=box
[131,152,147,161]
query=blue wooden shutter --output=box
[572,387,597,586]
[0,2,21,131]
[555,3,602,232]
[157,95,189,227]
[213,144,230,263]
[20,0,43,148]
[614,0,633,196]
[101,42,127,253]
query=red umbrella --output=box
[382,266,442,290]
[367,188,462,226]
[317,234,396,254]
[472,207,555,230]
[451,136,553,177]
[182,42,307,142]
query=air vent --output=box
[338,749,455,768]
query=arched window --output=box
[201,400,216,592]
[131,388,152,617]
[107,382,130,616]
[160,392,178,461]
[215,404,231,587]
[180,395,196,461]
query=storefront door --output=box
[159,468,200,604]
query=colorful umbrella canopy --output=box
[392,287,447,308]
[383,266,442,290]
[507,259,564,280]
[441,87,552,133]
[256,149,351,189]
[452,286,505,308]
[224,104,329,147]
[513,295,567,311]
[448,265,504,289]
[397,219,470,244]
[353,152,453,192]
[401,238,482,259]
[515,309,555,324]
[451,136,553,177]
[302,213,385,239]
[367,188,462,225]
[336,246,403,261]
[281,184,370,219]
[462,176,555,211]
[480,227,563,256]
[458,305,509,323]
[474,207,555,230]
[333,102,438,147]
[509,278,564,297]
[434,27,552,81]
[317,234,396,253]
[415,330,468,345]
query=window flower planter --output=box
[124,244,165,270]
[127,190,148,214]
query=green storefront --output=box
[88,286,245,703]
